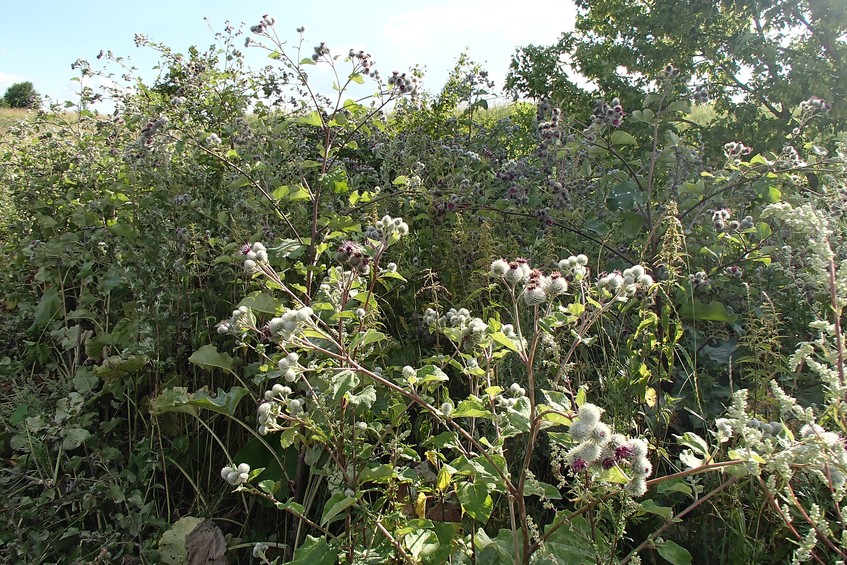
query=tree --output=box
[506,0,846,153]
[3,81,42,109]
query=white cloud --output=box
[0,71,26,92]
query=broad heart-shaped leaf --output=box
[477,528,522,565]
[238,291,284,315]
[532,515,598,564]
[452,397,495,419]
[523,479,563,500]
[189,344,234,373]
[288,535,337,565]
[457,480,494,522]
[606,180,643,211]
[330,370,360,402]
[61,427,91,450]
[157,516,204,565]
[347,385,376,409]
[349,329,386,350]
[149,386,249,417]
[491,331,520,352]
[640,498,673,520]
[405,527,439,560]
[657,539,693,565]
[677,298,737,323]
[296,110,323,127]
[320,492,357,526]
[610,130,637,145]
[31,286,61,329]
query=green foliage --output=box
[3,81,41,109]
[507,0,846,155]
[1,9,846,565]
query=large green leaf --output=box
[189,344,234,373]
[288,536,337,565]
[31,287,61,329]
[238,291,284,315]
[320,492,357,526]
[150,387,249,417]
[657,539,693,565]
[452,398,495,419]
[532,516,598,564]
[677,298,737,323]
[158,517,204,565]
[457,480,493,523]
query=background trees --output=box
[2,81,42,109]
[507,0,846,154]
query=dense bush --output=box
[1,8,846,564]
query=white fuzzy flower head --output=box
[625,477,647,497]
[567,441,601,464]
[577,403,602,426]
[570,420,593,442]
[589,422,612,445]
[523,285,548,306]
[543,273,568,296]
[504,263,526,285]
[490,258,510,277]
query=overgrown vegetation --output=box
[1,3,846,563]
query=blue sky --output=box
[0,0,576,108]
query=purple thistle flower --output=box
[615,445,634,460]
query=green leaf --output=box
[610,130,637,146]
[657,539,693,565]
[491,331,520,352]
[61,427,91,450]
[350,329,386,350]
[452,398,495,419]
[405,528,439,559]
[150,387,249,417]
[330,370,360,401]
[94,354,148,380]
[657,479,694,496]
[606,180,643,211]
[358,464,396,484]
[523,480,563,500]
[457,480,493,522]
[640,499,673,520]
[347,385,376,409]
[31,287,61,329]
[320,492,357,526]
[189,344,234,373]
[675,432,709,457]
[157,517,205,565]
[238,292,284,315]
[532,516,597,564]
[677,298,737,323]
[296,111,324,127]
[679,449,704,469]
[288,536,337,565]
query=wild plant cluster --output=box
[1,9,847,565]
